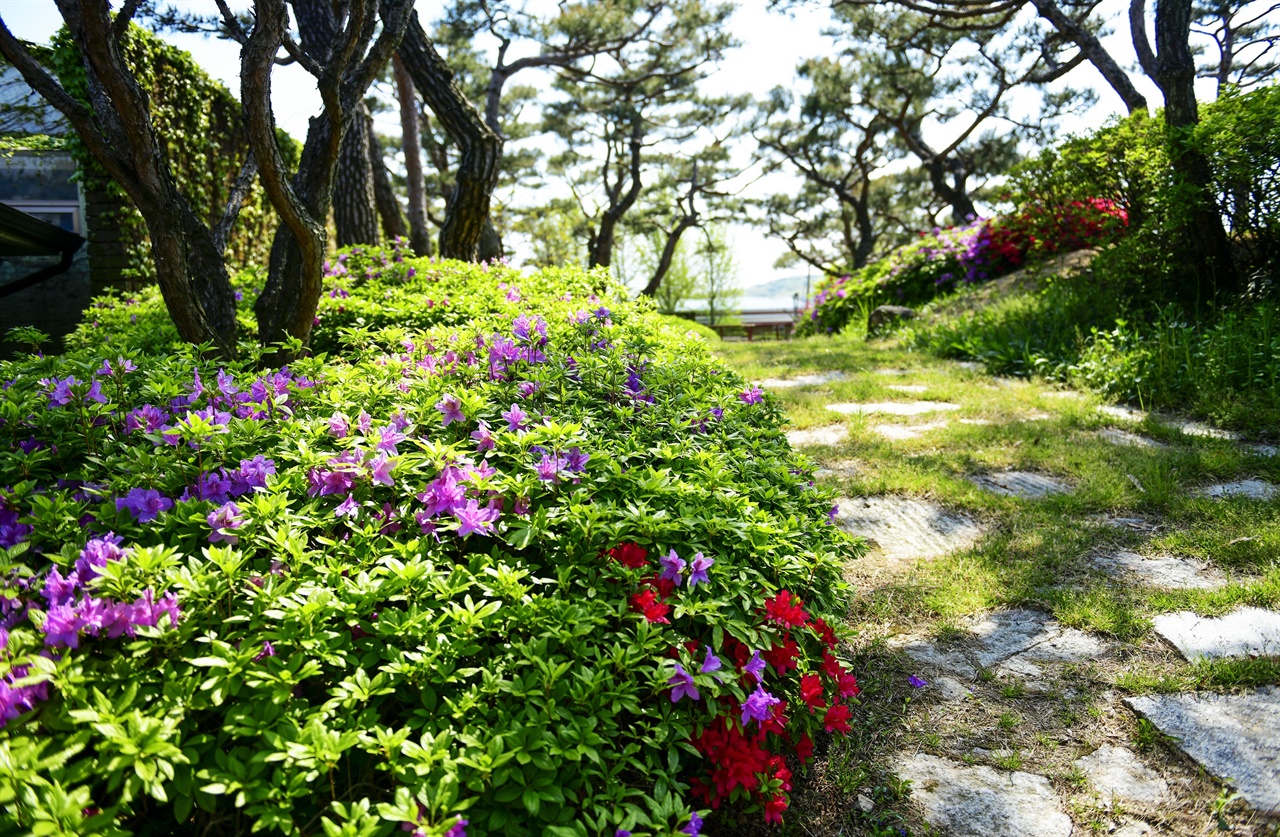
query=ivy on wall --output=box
[49,25,299,285]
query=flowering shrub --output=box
[797,203,1128,337]
[1,252,860,836]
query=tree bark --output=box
[641,215,698,297]
[926,156,977,223]
[249,0,412,353]
[367,116,408,242]
[396,15,502,261]
[392,52,432,256]
[334,101,381,246]
[588,119,645,269]
[1153,0,1238,299]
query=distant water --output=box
[680,294,802,313]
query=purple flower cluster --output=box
[123,367,314,445]
[532,447,589,483]
[308,449,396,500]
[414,465,503,538]
[183,456,276,504]
[0,501,32,548]
[40,535,180,651]
[738,386,764,405]
[623,364,654,404]
[41,375,107,407]
[658,549,714,588]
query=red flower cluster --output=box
[691,709,796,823]
[629,588,670,624]
[609,541,649,568]
[763,590,809,627]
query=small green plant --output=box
[997,711,1019,731]
[1133,718,1177,751]
[5,326,49,354]
[993,750,1023,770]
[1000,682,1026,699]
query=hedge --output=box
[1,251,861,836]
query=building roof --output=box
[0,200,83,257]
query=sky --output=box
[1,0,1200,289]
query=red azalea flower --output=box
[794,732,814,761]
[799,673,827,713]
[763,794,788,824]
[824,703,852,734]
[763,590,809,627]
[809,617,838,648]
[837,671,861,698]
[609,541,649,568]
[821,649,844,679]
[762,637,799,674]
[722,635,750,669]
[762,698,789,737]
[630,589,670,624]
[768,755,793,792]
[644,574,677,600]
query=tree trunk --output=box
[334,102,380,246]
[926,157,977,223]
[1153,0,1238,300]
[367,116,408,242]
[641,217,697,297]
[478,218,504,262]
[396,16,502,261]
[144,200,240,356]
[392,52,432,256]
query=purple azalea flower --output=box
[659,549,686,586]
[116,487,173,523]
[436,395,465,426]
[536,454,563,483]
[207,502,244,544]
[335,494,360,519]
[564,447,589,473]
[700,647,723,680]
[687,552,713,587]
[328,413,350,438]
[453,499,500,538]
[367,453,396,486]
[237,456,276,492]
[828,504,839,524]
[96,357,137,377]
[614,831,632,837]
[908,675,928,689]
[738,386,764,405]
[357,411,372,434]
[376,426,406,454]
[253,640,276,662]
[501,404,528,432]
[668,663,700,703]
[444,818,468,837]
[471,420,495,452]
[744,649,766,680]
[740,684,781,726]
[125,404,169,434]
[42,603,84,648]
[681,812,703,837]
[307,468,355,498]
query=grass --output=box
[712,329,1280,836]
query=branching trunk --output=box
[640,216,698,297]
[392,52,432,256]
[334,101,380,246]
[926,156,977,223]
[1030,0,1149,114]
[367,116,408,242]
[396,15,502,261]
[1153,0,1238,300]
[588,120,645,269]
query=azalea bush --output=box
[0,252,861,836]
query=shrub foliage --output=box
[1,254,859,836]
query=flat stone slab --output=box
[1091,550,1225,590]
[757,371,848,388]
[786,425,848,448]
[1099,428,1166,449]
[1247,444,1278,457]
[1044,390,1083,399]
[956,361,982,371]
[1073,745,1168,805]
[1098,404,1147,422]
[875,367,910,376]
[834,496,984,562]
[898,609,1106,679]
[1168,419,1238,441]
[826,401,961,416]
[813,459,859,479]
[970,471,1071,499]
[873,420,949,441]
[895,753,1073,837]
[1153,607,1280,661]
[1196,479,1278,501]
[886,384,928,393]
[1125,687,1280,813]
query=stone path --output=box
[1197,479,1279,501]
[1126,688,1280,813]
[769,373,1280,834]
[969,470,1071,499]
[757,371,848,388]
[834,496,985,562]
[827,400,961,416]
[1153,607,1280,661]
[895,753,1074,837]
[1090,549,1226,589]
